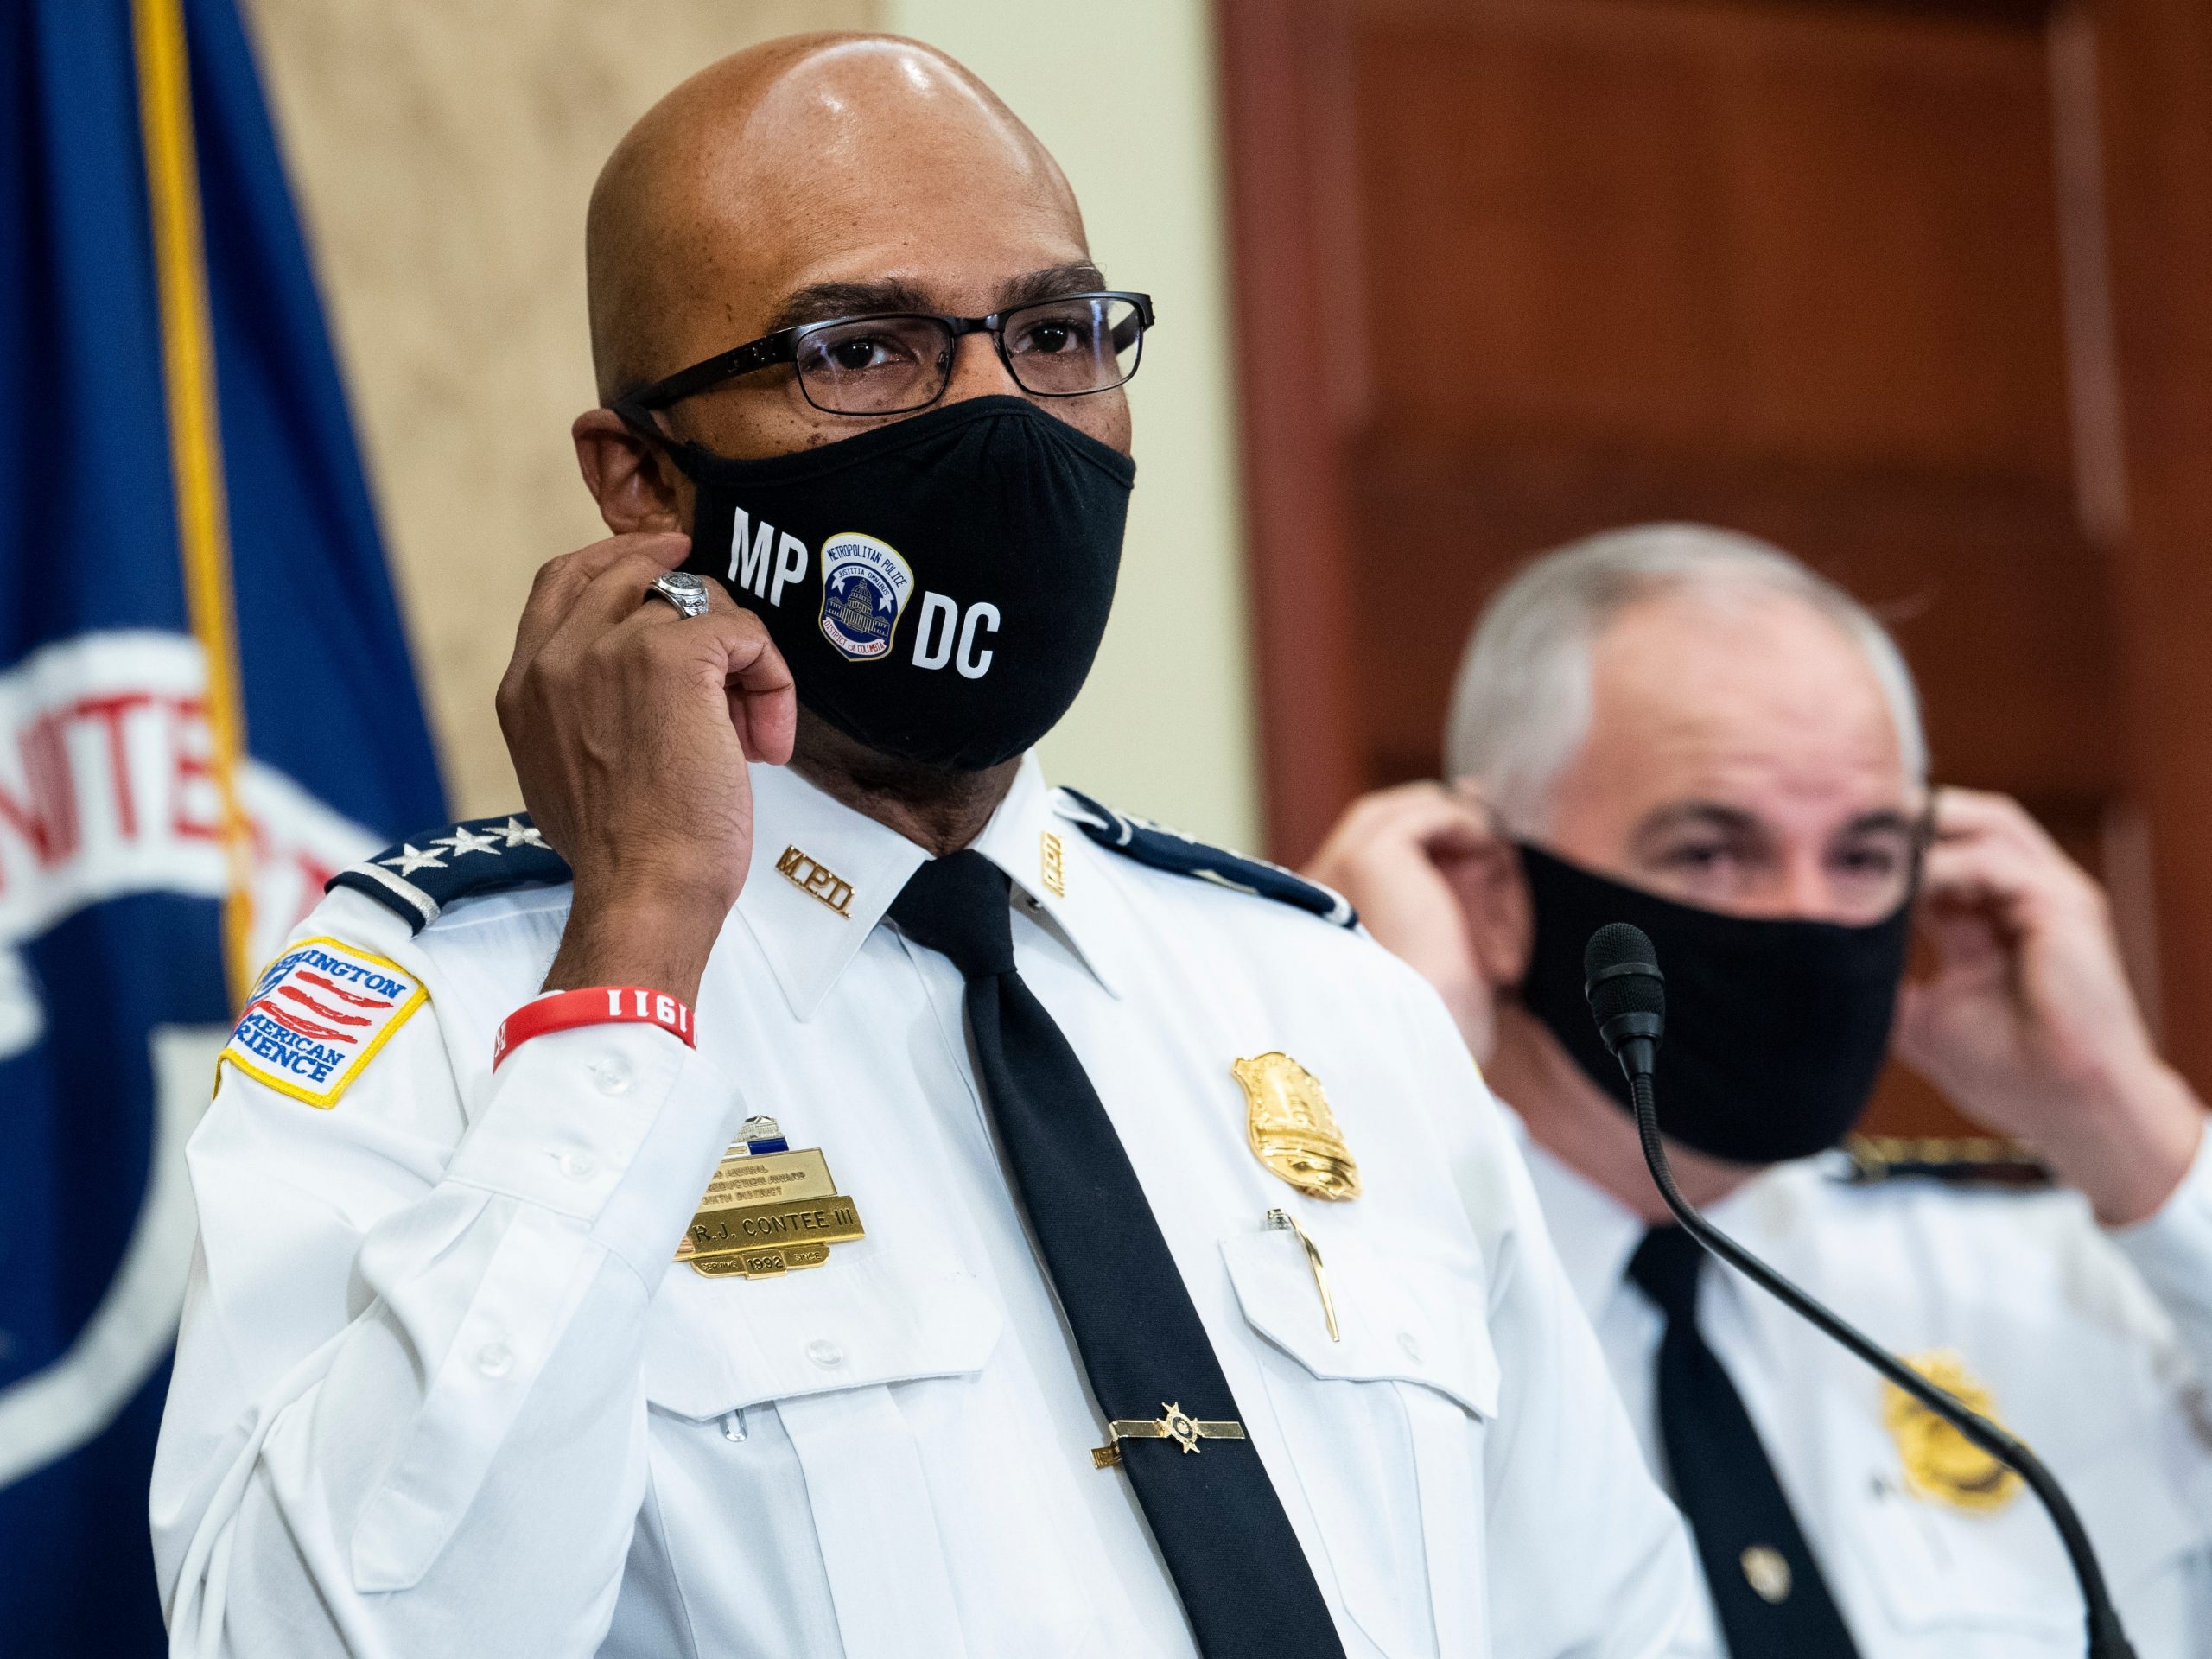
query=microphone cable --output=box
[1584,921,2138,1659]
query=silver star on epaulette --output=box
[437,824,504,858]
[380,843,448,877]
[497,817,545,849]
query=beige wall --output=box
[250,0,1262,848]
[245,0,868,817]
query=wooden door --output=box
[1220,0,2212,1132]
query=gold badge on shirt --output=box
[674,1116,867,1278]
[1233,1052,1360,1201]
[1883,1351,2022,1513]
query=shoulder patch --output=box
[220,938,426,1108]
[1052,786,1357,927]
[327,813,572,934]
[1834,1134,2053,1190]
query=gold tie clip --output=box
[1266,1207,1340,1341]
[1091,1402,1247,1469]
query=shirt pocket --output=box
[643,1249,1005,1659]
[1221,1229,1500,1659]
[1846,1416,2207,1651]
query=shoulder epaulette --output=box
[327,813,572,934]
[1834,1134,2053,1190]
[1052,786,1357,928]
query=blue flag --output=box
[0,1,445,1649]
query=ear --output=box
[573,408,688,536]
[1457,835,1534,992]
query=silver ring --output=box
[646,571,712,619]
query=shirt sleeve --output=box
[1383,966,1700,1658]
[2107,1116,2212,1383]
[149,901,748,1659]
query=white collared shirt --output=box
[153,758,1695,1659]
[1518,1117,2212,1657]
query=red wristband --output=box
[493,986,695,1069]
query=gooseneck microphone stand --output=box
[1582,922,2138,1659]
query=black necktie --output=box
[891,851,1345,1659]
[1628,1225,1862,1658]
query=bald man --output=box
[151,37,1694,1658]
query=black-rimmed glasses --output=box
[621,290,1154,418]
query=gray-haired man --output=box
[1308,524,2212,1656]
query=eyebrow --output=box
[764,280,938,332]
[995,261,1109,309]
[1630,801,1922,848]
[1834,809,1921,840]
[762,262,1111,334]
[1631,802,1760,848]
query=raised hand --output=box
[1892,787,2205,1223]
[497,531,796,1006]
[1305,782,1516,1060]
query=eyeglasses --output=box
[620,290,1154,418]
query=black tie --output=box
[891,851,1345,1659]
[1628,1225,1861,1658]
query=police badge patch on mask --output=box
[219,937,426,1108]
[817,532,914,660]
[676,1116,868,1278]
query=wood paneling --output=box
[1342,0,2109,816]
[2094,0,2212,1087]
[1217,0,1366,861]
[1354,3,2075,479]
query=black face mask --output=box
[1515,842,1913,1165]
[658,395,1135,771]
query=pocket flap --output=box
[643,1245,1003,1420]
[1220,1228,1499,1420]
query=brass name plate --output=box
[679,1192,867,1280]
[676,1130,867,1281]
[687,1193,866,1254]
[695,1148,837,1211]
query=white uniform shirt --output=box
[1520,1120,2212,1657]
[153,758,1695,1659]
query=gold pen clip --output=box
[1265,1207,1339,1342]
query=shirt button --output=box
[557,1150,596,1180]
[477,1342,514,1379]
[1397,1331,1424,1363]
[805,1339,845,1370]
[1740,1545,1793,1605]
[593,1055,633,1096]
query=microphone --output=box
[1583,923,2138,1659]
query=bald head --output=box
[587,34,1085,407]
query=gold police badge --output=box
[1883,1351,2022,1514]
[1233,1052,1360,1200]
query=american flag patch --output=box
[219,937,426,1108]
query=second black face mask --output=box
[662,395,1136,771]
[1515,842,1913,1166]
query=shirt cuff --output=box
[442,1023,747,1286]
[2107,1114,2212,1326]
